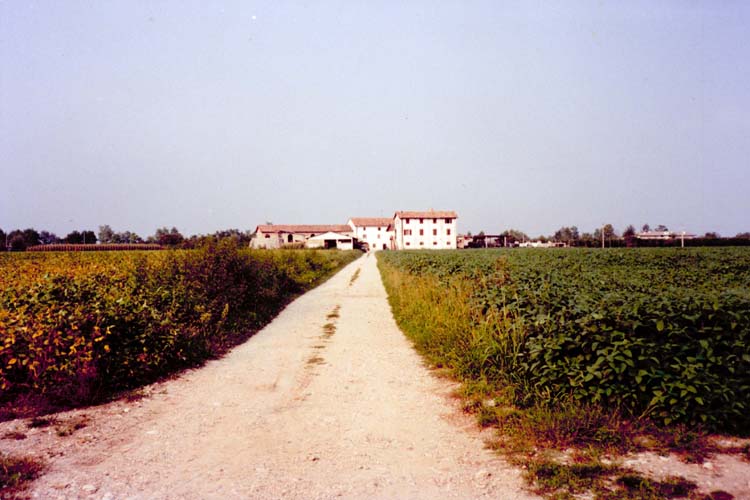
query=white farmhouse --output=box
[392,210,458,250]
[347,217,394,251]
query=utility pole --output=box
[601,224,605,249]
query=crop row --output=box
[377,248,750,432]
[0,243,359,409]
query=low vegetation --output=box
[377,248,750,498]
[0,242,359,417]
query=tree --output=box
[0,229,6,251]
[39,231,59,245]
[704,232,720,238]
[82,230,97,244]
[553,226,579,244]
[737,232,750,239]
[622,225,637,247]
[641,224,651,232]
[655,224,669,232]
[64,230,83,244]
[98,225,115,244]
[153,227,184,246]
[9,234,26,251]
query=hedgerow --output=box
[0,242,359,409]
[378,248,750,433]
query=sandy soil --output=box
[2,254,537,499]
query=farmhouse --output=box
[392,210,458,250]
[251,224,353,249]
[347,217,394,251]
[252,210,459,250]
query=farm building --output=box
[636,230,697,240]
[251,225,353,249]
[348,217,394,251]
[305,232,354,250]
[392,210,458,250]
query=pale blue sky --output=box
[2,1,748,238]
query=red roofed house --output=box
[392,210,458,250]
[251,224,353,249]
[347,217,394,251]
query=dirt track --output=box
[6,253,535,499]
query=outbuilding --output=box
[305,231,354,250]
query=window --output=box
[404,229,412,236]
[433,218,437,223]
[378,227,382,231]
[432,229,437,236]
[444,218,451,223]
[264,234,270,238]
[447,229,451,235]
[377,234,381,239]
[419,218,424,224]
[419,229,424,236]
[406,242,411,246]
[405,219,410,224]
[433,242,437,246]
[288,234,293,243]
[420,242,424,245]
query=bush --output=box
[0,243,359,408]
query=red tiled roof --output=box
[255,224,352,234]
[395,210,457,219]
[349,217,393,227]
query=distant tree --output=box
[64,230,83,244]
[736,232,750,239]
[466,231,472,237]
[500,229,528,244]
[39,231,59,245]
[655,224,669,232]
[113,231,143,244]
[98,225,115,244]
[0,229,6,251]
[537,235,548,243]
[622,225,637,247]
[704,231,720,238]
[579,230,598,247]
[477,230,485,237]
[553,226,579,244]
[82,230,97,244]
[153,227,184,246]
[641,224,651,232]
[9,234,26,251]
[21,228,41,247]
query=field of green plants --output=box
[378,248,750,433]
[0,242,359,413]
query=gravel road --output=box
[7,253,536,499]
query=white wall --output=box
[394,215,457,250]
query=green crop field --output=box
[378,248,750,433]
[0,243,359,413]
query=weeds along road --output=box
[13,253,536,499]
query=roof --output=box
[349,217,393,227]
[394,210,458,219]
[308,231,353,240]
[255,224,352,234]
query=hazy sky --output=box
[2,1,748,238]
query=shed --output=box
[305,232,354,250]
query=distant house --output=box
[636,230,697,240]
[251,224,353,249]
[348,217,394,251]
[392,210,458,250]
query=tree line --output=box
[0,225,255,251]
[467,224,750,248]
